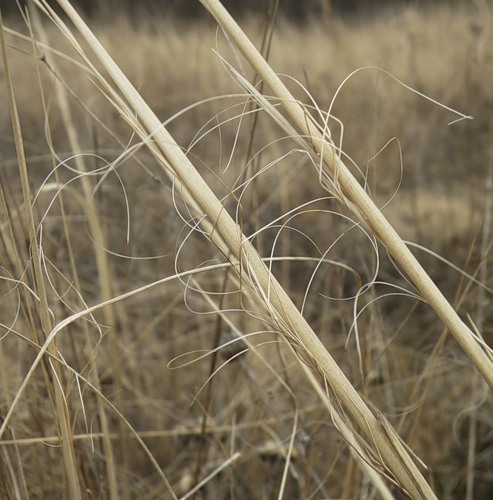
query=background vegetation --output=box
[0,0,492,498]
[0,0,471,21]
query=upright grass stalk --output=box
[27,7,121,498]
[0,13,82,500]
[26,0,441,497]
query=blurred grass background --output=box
[0,0,492,498]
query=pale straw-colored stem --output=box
[198,0,493,390]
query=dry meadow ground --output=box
[0,1,492,498]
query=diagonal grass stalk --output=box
[197,0,493,393]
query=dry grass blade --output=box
[22,0,442,497]
[179,452,241,500]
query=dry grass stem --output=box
[198,0,493,390]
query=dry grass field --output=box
[0,1,492,498]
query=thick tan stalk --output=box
[44,0,435,496]
[198,0,493,390]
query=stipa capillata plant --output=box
[0,0,492,498]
